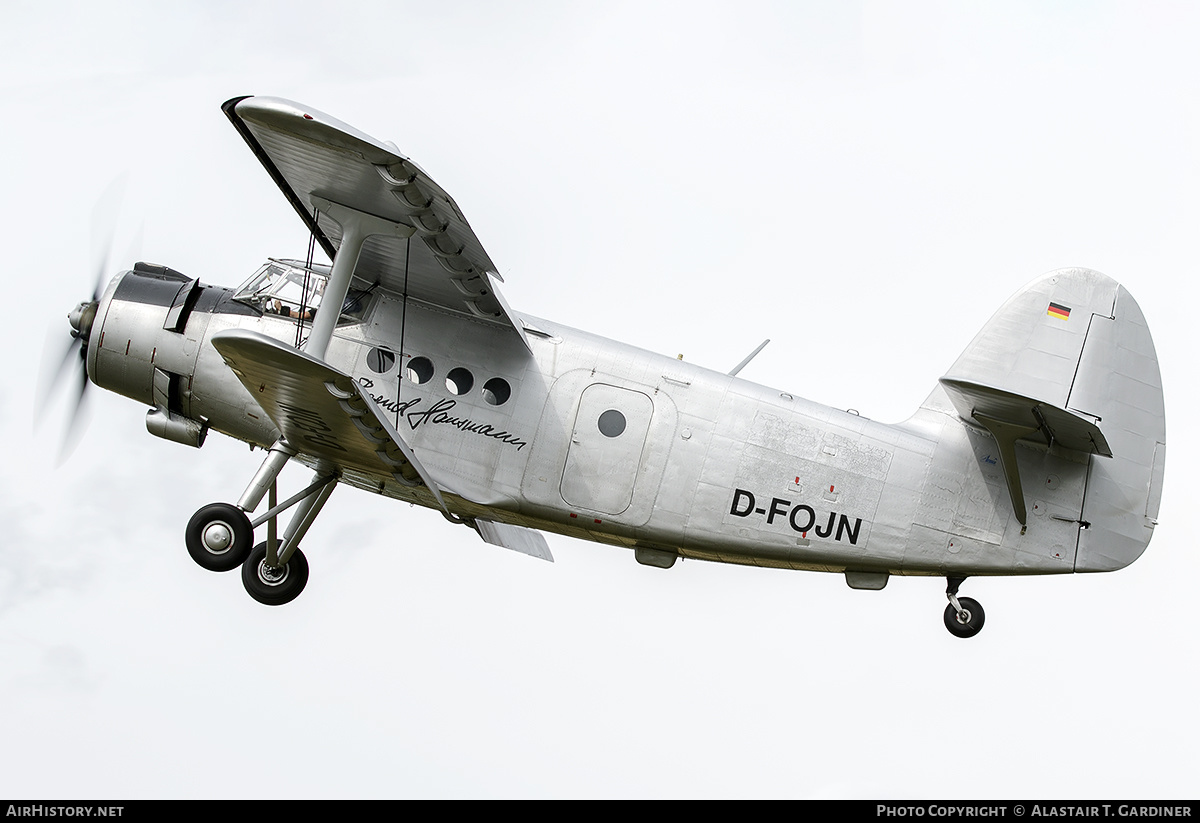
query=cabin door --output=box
[560,384,654,515]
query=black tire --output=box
[241,541,309,606]
[185,503,254,572]
[944,596,986,638]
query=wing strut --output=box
[304,196,414,360]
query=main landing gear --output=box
[943,577,985,638]
[185,200,403,604]
[184,442,336,606]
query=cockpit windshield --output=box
[232,259,370,324]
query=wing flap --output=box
[474,519,554,562]
[210,328,448,510]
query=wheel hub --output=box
[257,560,289,587]
[202,522,233,554]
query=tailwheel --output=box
[185,503,253,572]
[242,541,309,606]
[943,597,985,638]
[943,576,985,638]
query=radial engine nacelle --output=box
[88,262,264,449]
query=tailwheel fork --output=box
[943,576,986,639]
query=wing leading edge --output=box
[222,95,528,350]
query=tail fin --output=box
[930,268,1165,571]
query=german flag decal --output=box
[1047,302,1072,320]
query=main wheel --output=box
[241,541,309,606]
[185,503,254,572]
[943,596,985,638]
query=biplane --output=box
[53,96,1166,636]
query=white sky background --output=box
[1,0,1196,799]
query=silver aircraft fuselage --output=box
[85,260,1158,583]
[61,96,1164,633]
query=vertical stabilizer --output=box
[941,268,1117,406]
[929,268,1165,571]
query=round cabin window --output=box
[366,347,396,374]
[445,367,474,396]
[482,377,511,406]
[406,356,434,384]
[597,409,626,438]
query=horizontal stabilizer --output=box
[939,379,1112,457]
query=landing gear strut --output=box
[943,577,985,638]
[181,200,411,605]
[184,441,336,606]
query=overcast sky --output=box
[1,1,1197,799]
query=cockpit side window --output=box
[233,259,371,324]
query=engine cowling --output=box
[88,263,210,445]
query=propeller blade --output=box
[57,352,92,465]
[90,174,128,300]
[37,332,80,412]
[40,174,128,460]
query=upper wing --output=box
[223,95,528,349]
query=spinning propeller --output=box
[39,177,133,459]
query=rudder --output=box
[1065,279,1165,570]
